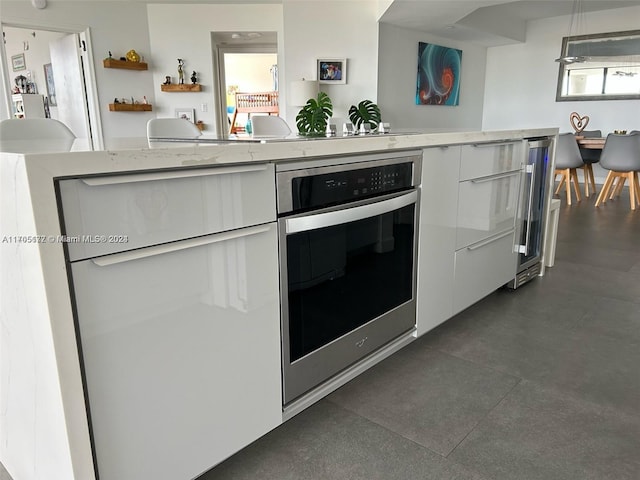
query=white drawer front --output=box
[460,141,523,181]
[456,169,521,249]
[71,223,282,480]
[453,229,517,314]
[59,163,275,260]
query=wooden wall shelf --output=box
[109,103,152,112]
[103,58,148,70]
[161,84,202,92]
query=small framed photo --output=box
[175,108,195,123]
[317,58,346,84]
[11,53,26,72]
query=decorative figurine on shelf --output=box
[163,76,171,85]
[177,58,185,84]
[126,49,141,63]
[191,71,197,84]
[143,96,148,104]
[108,51,112,59]
[114,98,120,104]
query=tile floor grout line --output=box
[323,397,455,460]
[445,377,523,459]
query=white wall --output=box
[483,6,640,133]
[483,6,640,182]
[147,3,283,136]
[225,54,277,93]
[0,1,155,149]
[377,22,487,130]
[3,27,65,118]
[282,0,379,126]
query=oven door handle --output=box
[285,190,417,234]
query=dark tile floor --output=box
[201,189,640,480]
[2,189,638,480]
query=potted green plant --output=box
[296,92,333,136]
[348,100,381,130]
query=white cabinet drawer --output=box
[453,229,517,314]
[460,141,523,181]
[70,223,282,480]
[456,169,521,249]
[58,163,275,261]
[416,146,460,336]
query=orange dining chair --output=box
[554,133,583,205]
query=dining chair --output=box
[250,115,292,138]
[146,118,202,148]
[577,129,601,197]
[604,131,640,200]
[595,133,640,210]
[554,132,583,205]
[0,118,76,153]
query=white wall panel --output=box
[377,22,487,130]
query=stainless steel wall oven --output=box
[277,151,422,405]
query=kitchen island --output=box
[0,128,557,480]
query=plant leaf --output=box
[348,100,381,129]
[296,92,333,135]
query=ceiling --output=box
[33,0,640,47]
[378,0,640,46]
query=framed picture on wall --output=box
[317,58,346,84]
[11,53,26,71]
[416,42,462,106]
[175,108,195,123]
[43,63,57,106]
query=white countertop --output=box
[1,128,558,180]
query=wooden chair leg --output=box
[564,169,572,205]
[584,164,596,197]
[581,167,589,197]
[634,172,640,205]
[570,168,581,202]
[554,170,565,195]
[628,172,637,211]
[589,165,596,197]
[595,171,616,207]
[611,174,626,199]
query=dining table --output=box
[575,136,606,149]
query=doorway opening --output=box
[1,23,103,150]
[211,31,278,135]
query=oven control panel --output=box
[290,162,413,212]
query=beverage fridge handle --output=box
[518,163,536,255]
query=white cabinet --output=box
[417,141,523,333]
[58,164,282,480]
[453,229,517,314]
[11,93,45,118]
[59,164,275,261]
[453,142,522,314]
[416,146,460,336]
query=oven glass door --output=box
[280,190,417,402]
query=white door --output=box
[50,33,92,149]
